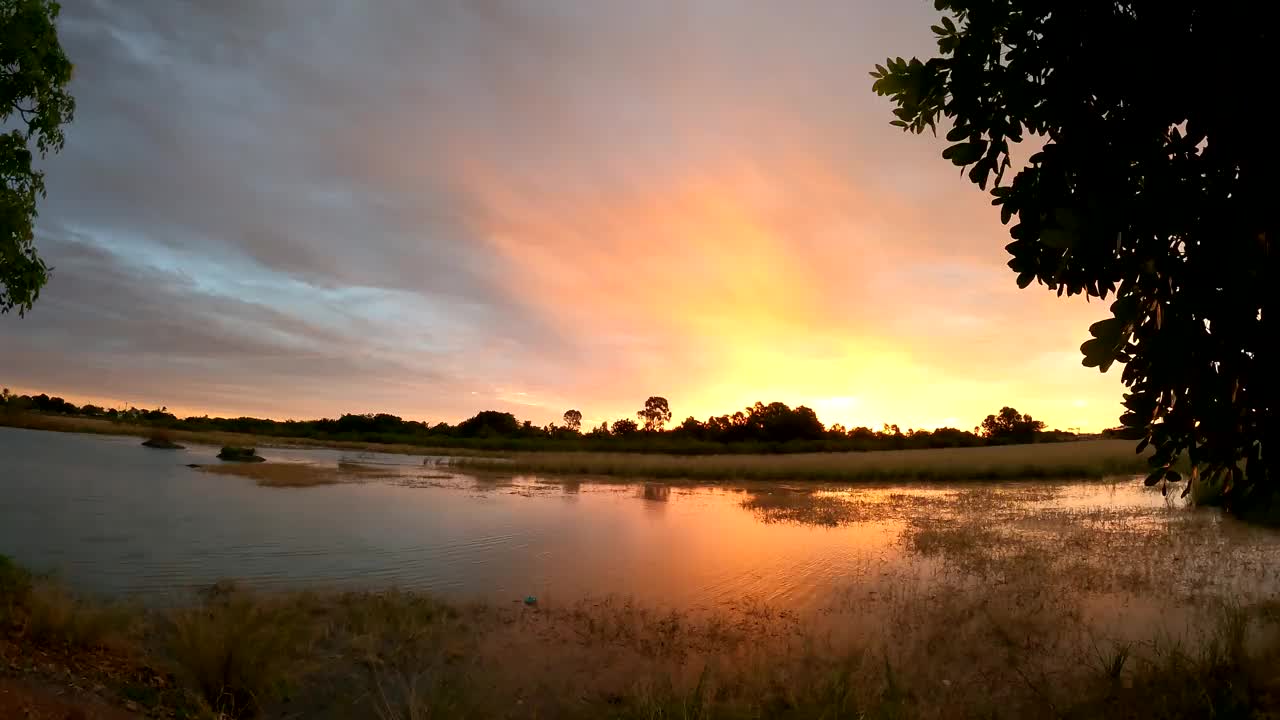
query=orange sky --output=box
[0,1,1128,433]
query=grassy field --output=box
[460,439,1151,481]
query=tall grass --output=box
[2,560,1278,718]
[163,584,319,717]
[461,439,1149,482]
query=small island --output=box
[217,446,266,462]
[141,432,184,450]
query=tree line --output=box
[1,388,1080,454]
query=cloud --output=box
[0,0,1126,430]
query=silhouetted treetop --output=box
[872,0,1276,512]
[455,410,520,438]
[981,407,1045,443]
[637,397,672,432]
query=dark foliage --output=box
[871,0,1276,512]
[636,396,672,432]
[981,406,1046,444]
[1,0,76,316]
[2,387,1082,455]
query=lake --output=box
[3,426,1278,637]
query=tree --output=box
[872,1,1276,512]
[2,0,76,316]
[562,409,582,432]
[455,410,520,438]
[637,396,672,432]
[980,407,1045,443]
[610,418,639,436]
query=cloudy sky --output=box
[0,0,1126,431]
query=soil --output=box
[0,676,141,720]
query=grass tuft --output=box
[164,586,317,718]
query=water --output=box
[2,426,1278,621]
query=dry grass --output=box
[462,439,1149,482]
[194,462,394,487]
[0,558,136,653]
[5,548,1280,719]
[164,585,320,717]
[22,580,137,652]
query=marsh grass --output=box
[2,560,1279,718]
[163,585,321,717]
[23,580,137,651]
[0,556,137,652]
[464,440,1149,482]
[194,461,394,487]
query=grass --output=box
[3,542,1280,719]
[461,439,1150,482]
[165,585,319,717]
[193,462,395,487]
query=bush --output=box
[0,553,32,624]
[165,586,316,718]
[24,580,134,650]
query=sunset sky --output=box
[0,0,1127,432]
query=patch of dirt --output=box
[0,676,140,720]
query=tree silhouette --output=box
[562,409,582,433]
[873,1,1276,511]
[637,396,672,432]
[610,418,639,436]
[455,410,520,438]
[1,0,76,316]
[980,407,1045,443]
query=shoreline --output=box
[3,553,1278,719]
[1,413,1151,482]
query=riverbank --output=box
[2,552,1278,719]
[2,414,1149,482]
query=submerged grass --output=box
[463,439,1149,482]
[193,461,394,487]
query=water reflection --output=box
[640,484,670,502]
[1,426,1278,637]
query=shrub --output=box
[165,586,315,718]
